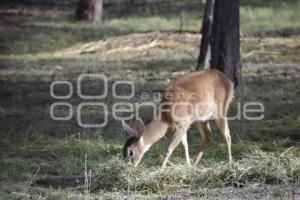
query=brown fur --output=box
[160,69,233,125]
[122,69,234,168]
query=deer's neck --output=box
[141,120,169,150]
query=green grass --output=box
[1,135,299,198]
[241,1,300,33]
[1,0,300,55]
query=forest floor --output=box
[1,0,300,199]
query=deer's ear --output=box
[133,118,145,138]
[122,120,135,138]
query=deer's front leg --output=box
[181,134,191,166]
[161,127,186,169]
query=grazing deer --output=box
[122,69,234,168]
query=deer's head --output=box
[122,118,146,167]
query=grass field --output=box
[0,0,300,199]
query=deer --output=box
[122,69,234,169]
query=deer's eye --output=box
[128,150,134,157]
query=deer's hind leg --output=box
[193,121,213,166]
[215,117,232,163]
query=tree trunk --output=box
[210,0,242,94]
[197,0,214,70]
[75,0,103,23]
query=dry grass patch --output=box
[92,148,300,194]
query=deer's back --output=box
[160,69,234,124]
